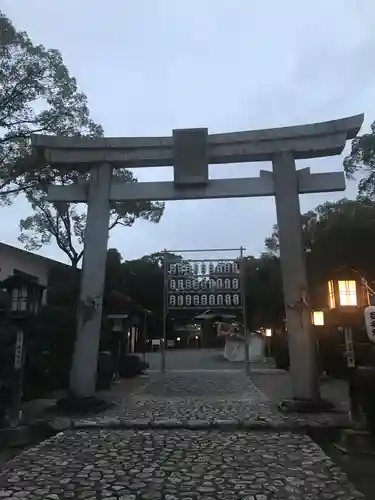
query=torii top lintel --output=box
[31,114,364,168]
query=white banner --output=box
[364,306,375,343]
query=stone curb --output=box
[71,418,350,432]
[1,417,350,449]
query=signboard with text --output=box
[14,331,24,370]
[166,259,242,310]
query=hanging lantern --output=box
[326,274,369,310]
[224,262,231,273]
[216,263,224,274]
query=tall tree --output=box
[243,254,284,330]
[344,120,375,199]
[0,11,164,264]
[264,211,317,256]
[104,251,182,313]
[308,198,375,280]
[0,10,103,201]
[265,198,375,282]
[18,170,164,268]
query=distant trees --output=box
[265,197,375,281]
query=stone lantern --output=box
[2,274,45,319]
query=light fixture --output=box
[265,328,272,337]
[327,279,358,309]
[177,337,181,341]
[312,310,324,326]
[338,280,357,307]
[2,274,45,317]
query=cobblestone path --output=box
[0,429,364,499]
[85,371,350,429]
[0,363,365,498]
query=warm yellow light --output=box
[328,280,336,309]
[176,337,181,341]
[338,280,357,307]
[312,310,324,326]
[265,328,272,337]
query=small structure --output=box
[104,290,150,355]
[195,310,237,348]
[0,242,60,303]
[0,273,46,426]
[217,324,265,363]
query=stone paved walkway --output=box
[80,371,350,430]
[0,429,364,499]
[0,352,365,498]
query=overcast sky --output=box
[2,0,375,263]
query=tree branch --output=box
[58,204,78,260]
[109,214,121,231]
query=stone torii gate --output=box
[32,113,363,401]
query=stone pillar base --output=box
[279,398,336,414]
[56,396,112,415]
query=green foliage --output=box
[119,354,146,378]
[24,304,77,396]
[307,198,375,280]
[47,263,81,307]
[265,197,375,282]
[105,251,180,313]
[358,366,375,434]
[243,254,284,330]
[18,170,165,268]
[264,210,317,256]
[0,11,165,263]
[344,121,375,199]
[0,10,103,201]
[96,351,115,390]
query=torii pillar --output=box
[273,152,318,400]
[69,163,112,397]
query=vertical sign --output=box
[14,331,24,370]
[343,326,355,368]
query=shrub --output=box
[119,354,147,378]
[23,305,76,399]
[320,344,347,378]
[272,334,290,370]
[357,365,375,435]
[96,351,115,390]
